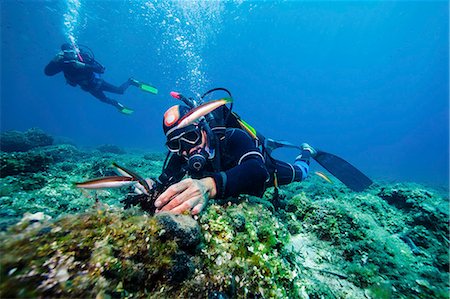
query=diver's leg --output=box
[265,158,309,187]
[89,89,120,107]
[98,79,132,95]
[88,89,133,114]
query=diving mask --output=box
[166,127,202,153]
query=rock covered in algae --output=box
[96,144,126,155]
[272,180,449,298]
[0,205,202,298]
[0,202,302,298]
[192,202,300,298]
[0,151,53,178]
[155,212,201,251]
[0,128,53,153]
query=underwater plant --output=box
[0,145,448,298]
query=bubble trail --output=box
[63,0,82,45]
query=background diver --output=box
[44,43,158,114]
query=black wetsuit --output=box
[44,50,131,109]
[156,128,309,199]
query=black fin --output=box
[264,138,301,155]
[314,150,373,192]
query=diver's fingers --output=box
[191,202,205,215]
[157,186,195,212]
[165,197,200,214]
[157,179,208,214]
[155,179,190,208]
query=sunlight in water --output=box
[63,0,81,45]
[133,1,227,97]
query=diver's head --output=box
[163,105,207,156]
[61,43,73,51]
[163,105,210,171]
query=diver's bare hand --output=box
[154,177,216,215]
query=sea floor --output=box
[0,131,449,298]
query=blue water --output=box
[1,1,448,187]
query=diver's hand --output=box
[63,59,78,64]
[154,177,216,215]
[65,60,86,68]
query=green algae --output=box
[196,203,300,298]
[0,144,448,298]
[0,206,180,298]
[275,181,449,298]
[0,203,298,298]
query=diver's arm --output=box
[154,130,268,215]
[155,130,268,215]
[211,129,269,199]
[91,60,106,73]
[154,153,187,190]
[44,54,63,76]
[70,60,104,73]
[152,154,213,215]
[212,157,268,199]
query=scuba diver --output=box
[137,104,316,215]
[44,43,158,114]
[76,88,373,215]
[119,89,317,215]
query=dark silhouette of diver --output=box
[44,43,157,114]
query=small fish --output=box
[315,171,333,184]
[175,98,232,130]
[399,233,421,255]
[112,162,139,178]
[75,176,137,189]
[112,162,152,194]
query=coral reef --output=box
[96,144,126,155]
[0,137,448,298]
[0,151,53,178]
[0,128,53,152]
[0,145,82,178]
[40,144,83,163]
